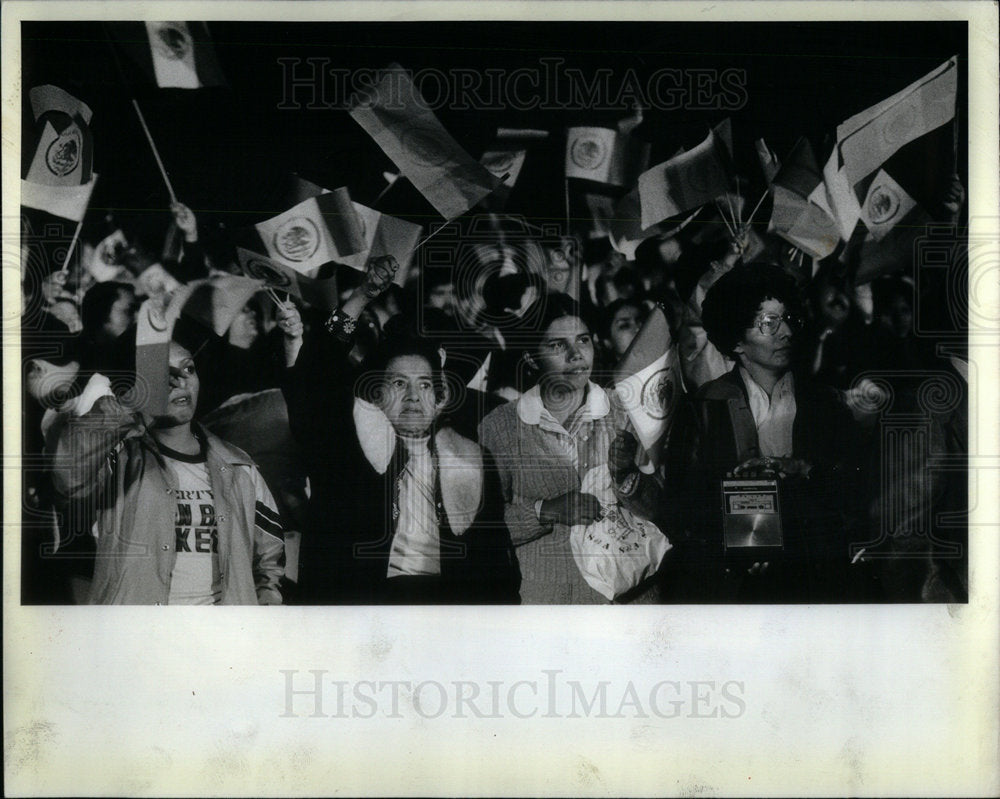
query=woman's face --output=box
[734,298,794,374]
[608,305,643,359]
[157,341,200,428]
[534,315,594,391]
[379,354,442,437]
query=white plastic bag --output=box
[569,465,671,600]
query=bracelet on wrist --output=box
[324,310,357,341]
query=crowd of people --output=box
[21,169,969,605]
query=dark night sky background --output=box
[21,20,967,252]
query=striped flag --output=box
[809,147,863,242]
[755,138,782,184]
[337,202,423,286]
[349,64,501,219]
[109,22,226,88]
[181,275,265,337]
[565,127,649,187]
[807,56,958,245]
[134,297,174,416]
[837,56,957,187]
[480,148,527,210]
[638,119,733,229]
[236,247,340,311]
[858,169,918,242]
[613,306,684,463]
[252,189,366,277]
[21,85,98,222]
[768,138,841,261]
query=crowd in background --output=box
[21,162,969,605]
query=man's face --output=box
[608,305,643,359]
[379,354,443,437]
[157,341,200,427]
[533,315,594,391]
[734,298,794,374]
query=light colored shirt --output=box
[166,454,222,605]
[740,367,796,458]
[387,434,441,577]
[517,383,612,519]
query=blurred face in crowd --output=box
[607,304,644,359]
[380,354,444,437]
[454,290,485,330]
[26,358,79,404]
[544,247,573,294]
[734,298,795,376]
[228,303,261,349]
[657,237,683,264]
[884,296,914,338]
[158,341,200,428]
[104,288,137,340]
[427,282,456,316]
[533,315,594,392]
[817,284,850,329]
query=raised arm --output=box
[281,255,399,453]
[48,373,144,504]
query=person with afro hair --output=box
[662,263,874,602]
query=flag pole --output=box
[745,188,770,230]
[725,189,738,230]
[715,199,736,237]
[371,174,405,207]
[59,172,97,291]
[563,177,572,233]
[101,24,178,205]
[131,99,177,203]
[58,216,86,279]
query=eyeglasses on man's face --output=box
[751,312,803,336]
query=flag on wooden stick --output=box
[767,137,841,261]
[252,189,366,276]
[638,119,734,230]
[236,247,340,311]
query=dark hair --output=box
[362,317,448,403]
[700,263,801,358]
[599,298,647,341]
[482,271,544,316]
[532,292,589,343]
[81,281,134,339]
